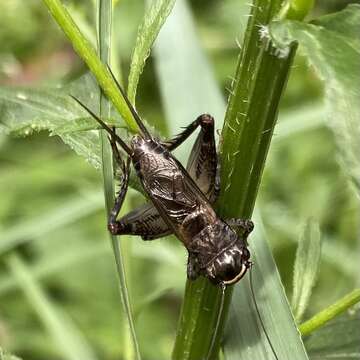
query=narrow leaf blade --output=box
[292,219,322,322]
[224,213,309,360]
[97,1,141,358]
[128,0,176,104]
[0,190,103,255]
[154,0,225,161]
[6,254,98,360]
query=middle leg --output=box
[107,144,131,235]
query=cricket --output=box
[71,69,254,287]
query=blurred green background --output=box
[0,0,359,359]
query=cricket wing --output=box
[126,144,218,240]
[125,126,218,241]
[145,159,217,238]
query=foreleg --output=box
[162,114,214,151]
[226,218,254,237]
[107,153,131,235]
[187,252,200,281]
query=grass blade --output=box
[128,0,176,104]
[97,1,141,359]
[224,212,308,359]
[154,0,224,160]
[0,242,109,296]
[0,190,103,255]
[292,219,322,322]
[5,254,98,360]
[172,213,311,359]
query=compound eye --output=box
[222,264,237,281]
[220,262,248,285]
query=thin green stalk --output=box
[278,0,315,20]
[42,0,138,133]
[300,289,360,337]
[173,0,301,358]
[97,1,141,359]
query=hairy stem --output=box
[172,0,300,358]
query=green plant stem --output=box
[97,1,140,359]
[172,1,298,359]
[41,0,138,133]
[279,0,315,20]
[299,289,360,337]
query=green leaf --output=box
[224,213,309,360]
[292,219,322,322]
[5,254,98,360]
[53,117,126,134]
[0,75,144,194]
[128,0,176,104]
[270,4,360,195]
[0,74,103,168]
[305,305,360,360]
[0,348,21,360]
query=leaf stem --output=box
[300,289,360,337]
[41,0,138,133]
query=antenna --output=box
[206,282,226,360]
[249,267,279,360]
[106,65,152,139]
[71,95,132,156]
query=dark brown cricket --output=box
[71,70,253,286]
